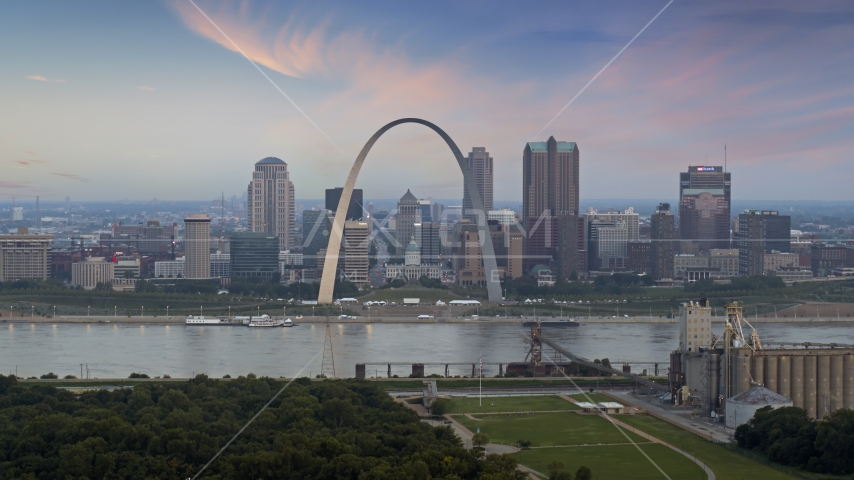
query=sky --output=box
[1,0,853,202]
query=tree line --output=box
[735,406,854,475]
[0,374,525,479]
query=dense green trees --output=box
[501,273,652,299]
[735,406,854,475]
[0,375,525,479]
[684,275,785,294]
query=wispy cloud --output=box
[16,160,48,167]
[26,75,49,82]
[136,86,155,91]
[0,181,30,189]
[51,172,91,182]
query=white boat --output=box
[283,318,293,327]
[186,316,223,325]
[247,314,285,327]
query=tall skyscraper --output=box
[342,220,370,287]
[678,166,731,253]
[395,189,421,249]
[737,211,766,277]
[651,203,676,281]
[523,137,579,221]
[523,137,579,274]
[247,157,295,251]
[325,187,363,220]
[184,214,210,279]
[462,147,494,220]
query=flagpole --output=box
[479,354,482,407]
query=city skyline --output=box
[2,1,853,201]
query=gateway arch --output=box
[317,118,502,304]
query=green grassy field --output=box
[456,412,645,447]
[618,414,796,480]
[568,393,619,403]
[514,444,706,480]
[378,378,639,390]
[446,395,578,414]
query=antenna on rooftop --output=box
[725,144,727,172]
[36,196,41,230]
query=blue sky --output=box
[1,1,853,202]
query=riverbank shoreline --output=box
[2,315,852,324]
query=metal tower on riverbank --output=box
[321,323,336,378]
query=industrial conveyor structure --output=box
[538,334,669,392]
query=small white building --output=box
[725,385,792,429]
[597,402,625,414]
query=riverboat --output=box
[247,315,285,327]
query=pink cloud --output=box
[51,172,91,182]
[136,86,155,91]
[26,75,48,81]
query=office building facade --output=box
[583,208,639,271]
[523,137,579,221]
[651,203,676,281]
[230,232,279,281]
[0,234,53,282]
[247,157,295,251]
[302,210,330,268]
[184,214,210,279]
[737,210,792,276]
[462,147,494,220]
[342,221,370,287]
[678,166,731,252]
[325,187,363,220]
[395,189,421,250]
[71,257,115,290]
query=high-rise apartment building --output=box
[395,189,421,250]
[523,137,579,221]
[679,166,731,252]
[325,187,363,220]
[247,157,295,251]
[651,203,676,281]
[342,221,370,287]
[0,233,53,282]
[462,147,494,220]
[184,214,210,279]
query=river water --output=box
[2,322,853,379]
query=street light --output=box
[166,306,170,318]
[114,306,117,317]
[87,306,90,317]
[32,305,35,318]
[141,306,144,317]
[53,305,56,317]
